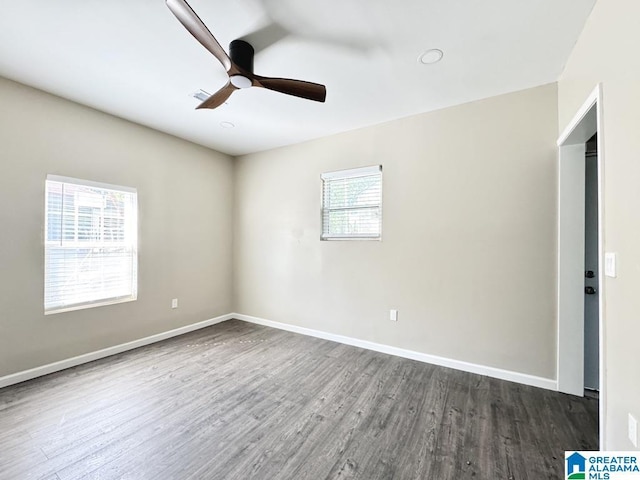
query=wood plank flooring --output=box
[0,319,598,479]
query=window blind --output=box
[321,165,382,240]
[44,175,138,314]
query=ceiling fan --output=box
[166,0,327,110]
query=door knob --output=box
[585,270,595,278]
[585,286,597,295]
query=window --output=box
[321,165,382,240]
[45,175,138,314]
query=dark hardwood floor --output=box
[0,319,598,480]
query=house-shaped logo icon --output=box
[566,452,587,479]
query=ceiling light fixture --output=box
[418,49,444,65]
[220,121,235,129]
[229,75,252,89]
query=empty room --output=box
[1,0,638,478]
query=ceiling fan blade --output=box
[196,82,236,110]
[166,0,232,71]
[255,77,327,103]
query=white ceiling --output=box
[0,0,595,156]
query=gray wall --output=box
[0,77,234,377]
[234,83,559,379]
[0,77,562,387]
[559,0,640,449]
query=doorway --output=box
[584,134,599,393]
[556,85,604,448]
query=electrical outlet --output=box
[629,414,638,447]
[390,309,398,322]
[171,298,178,309]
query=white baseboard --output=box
[233,313,558,392]
[0,313,234,389]
[1,312,558,393]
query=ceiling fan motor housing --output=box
[229,40,254,73]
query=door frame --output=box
[556,84,605,448]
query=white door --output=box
[583,137,599,391]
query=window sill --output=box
[45,295,137,315]
[321,236,381,241]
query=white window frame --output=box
[320,165,383,241]
[44,175,138,314]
